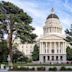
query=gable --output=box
[39,34,65,40]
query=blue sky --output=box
[1,0,72,37]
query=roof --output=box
[47,14,59,19]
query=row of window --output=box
[43,42,63,49]
[44,27,61,33]
[43,56,63,61]
[45,49,62,53]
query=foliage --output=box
[0,1,37,63]
[10,66,35,71]
[32,44,39,61]
[0,40,8,62]
[65,24,72,45]
[12,48,32,63]
[0,1,37,43]
[37,67,45,71]
[48,67,57,71]
[66,46,72,61]
[65,24,72,61]
[60,66,72,71]
[60,66,66,71]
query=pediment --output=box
[40,34,65,40]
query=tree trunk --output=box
[8,31,13,66]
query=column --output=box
[61,42,63,54]
[47,42,49,53]
[50,42,52,61]
[50,42,51,54]
[63,42,66,54]
[58,42,60,54]
[54,42,56,54]
[46,42,48,62]
[54,42,56,60]
[46,42,47,54]
[58,42,60,61]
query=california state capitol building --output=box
[14,8,67,64]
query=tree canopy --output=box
[66,46,72,61]
[65,24,72,45]
[0,1,37,43]
[65,24,72,61]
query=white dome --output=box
[43,9,62,35]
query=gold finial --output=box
[51,8,55,14]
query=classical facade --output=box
[13,38,35,58]
[39,8,67,64]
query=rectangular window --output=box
[43,56,45,62]
[48,56,50,60]
[60,56,63,60]
[56,56,58,60]
[52,56,54,60]
[43,42,46,48]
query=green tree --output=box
[65,24,72,45]
[0,1,37,64]
[32,44,39,61]
[66,46,72,61]
[65,24,72,61]
[12,48,29,63]
[0,40,8,62]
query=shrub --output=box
[67,68,72,71]
[9,66,35,71]
[48,67,57,71]
[29,67,35,71]
[37,67,45,71]
[60,66,66,71]
[60,66,72,71]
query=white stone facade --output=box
[39,8,67,64]
[13,39,35,58]
[17,43,35,58]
